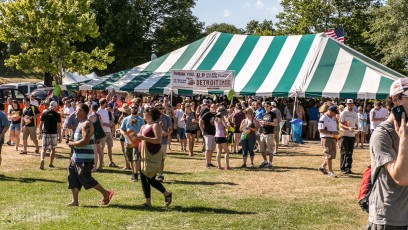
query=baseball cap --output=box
[203,99,209,104]
[328,106,339,114]
[390,78,408,96]
[346,99,354,104]
[49,101,58,110]
[271,101,277,107]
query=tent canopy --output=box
[80,32,405,99]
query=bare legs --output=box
[186,133,195,156]
[216,143,230,169]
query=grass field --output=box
[0,135,370,229]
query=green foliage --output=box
[368,0,408,74]
[0,0,114,84]
[205,23,244,35]
[246,20,274,36]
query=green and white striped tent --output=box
[80,32,405,99]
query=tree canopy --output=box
[0,0,114,85]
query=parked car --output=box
[1,82,46,95]
[30,87,76,101]
[0,87,26,103]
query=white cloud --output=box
[223,9,231,18]
[255,0,265,9]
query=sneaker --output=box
[157,174,164,182]
[209,163,216,167]
[49,164,55,168]
[240,164,247,168]
[131,174,138,182]
[328,172,337,178]
[108,162,118,168]
[259,162,268,168]
[40,160,44,170]
[206,164,211,169]
[6,140,14,146]
[250,163,254,168]
[265,162,272,168]
[319,167,327,175]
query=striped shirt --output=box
[72,121,95,163]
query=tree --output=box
[246,20,274,36]
[0,0,114,86]
[205,23,244,35]
[368,0,408,74]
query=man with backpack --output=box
[367,78,408,229]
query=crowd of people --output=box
[0,80,408,229]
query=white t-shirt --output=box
[370,108,383,130]
[318,114,337,138]
[339,110,358,137]
[97,108,111,133]
[64,107,75,116]
[175,109,185,128]
[30,100,39,107]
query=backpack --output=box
[357,125,392,212]
[93,114,106,139]
[358,165,381,212]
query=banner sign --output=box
[171,70,233,91]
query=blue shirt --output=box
[255,107,266,120]
[308,107,319,121]
[66,112,79,130]
[0,110,10,135]
[120,115,145,144]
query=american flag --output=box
[324,27,345,43]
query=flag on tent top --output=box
[324,27,345,43]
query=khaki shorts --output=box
[161,144,167,160]
[125,146,140,162]
[259,133,275,153]
[321,137,336,159]
[204,135,216,151]
[100,132,113,148]
[23,126,37,141]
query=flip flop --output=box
[164,192,172,207]
[102,190,114,205]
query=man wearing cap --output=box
[367,78,408,228]
[97,98,117,168]
[39,101,62,169]
[318,106,339,178]
[120,103,145,182]
[339,99,358,174]
[155,103,172,181]
[259,101,278,168]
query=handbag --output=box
[94,114,106,139]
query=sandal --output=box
[20,151,27,155]
[102,190,114,205]
[164,192,172,207]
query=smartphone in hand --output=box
[392,105,408,127]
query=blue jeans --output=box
[241,138,255,157]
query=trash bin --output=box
[290,119,304,144]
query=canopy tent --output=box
[63,72,98,85]
[79,32,405,99]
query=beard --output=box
[131,111,138,115]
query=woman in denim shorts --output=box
[8,100,22,151]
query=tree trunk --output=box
[44,72,53,87]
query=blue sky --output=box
[192,0,283,30]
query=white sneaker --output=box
[328,171,337,178]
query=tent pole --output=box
[363,92,367,112]
[292,91,298,121]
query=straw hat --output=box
[118,103,131,114]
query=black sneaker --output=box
[49,164,55,168]
[6,141,13,146]
[131,174,138,182]
[157,174,164,182]
[259,162,268,168]
[318,167,327,175]
[209,163,216,167]
[240,164,247,168]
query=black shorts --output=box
[186,128,198,135]
[68,161,98,191]
[119,134,125,142]
[114,116,119,124]
[215,137,227,144]
[233,126,241,133]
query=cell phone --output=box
[392,105,408,127]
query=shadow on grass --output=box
[165,180,238,186]
[275,152,322,157]
[94,168,132,175]
[0,174,64,184]
[164,171,192,175]
[104,204,255,214]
